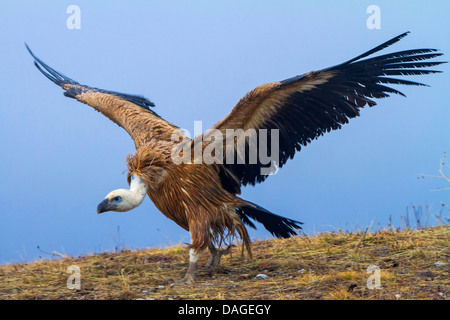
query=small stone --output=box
[255,274,268,279]
[434,262,448,267]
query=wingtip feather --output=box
[343,31,411,65]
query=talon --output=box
[221,245,232,255]
[206,244,232,269]
[172,274,195,286]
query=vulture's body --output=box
[27,32,445,283]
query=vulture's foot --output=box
[173,273,195,286]
[206,244,232,269]
[171,257,198,287]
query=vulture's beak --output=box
[97,199,112,214]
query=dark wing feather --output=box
[208,32,446,193]
[26,44,182,148]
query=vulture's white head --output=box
[97,175,148,214]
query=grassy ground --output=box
[0,226,448,300]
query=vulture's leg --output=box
[205,242,231,269]
[176,248,201,285]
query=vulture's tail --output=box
[236,201,303,238]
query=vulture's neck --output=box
[128,176,148,208]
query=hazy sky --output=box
[0,1,449,264]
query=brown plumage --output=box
[126,145,252,255]
[26,32,445,284]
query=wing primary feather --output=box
[26,43,156,110]
[383,61,447,69]
[342,31,410,65]
[26,43,78,86]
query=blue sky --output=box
[0,1,449,264]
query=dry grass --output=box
[0,226,448,300]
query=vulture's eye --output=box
[113,196,122,203]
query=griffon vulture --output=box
[26,32,445,284]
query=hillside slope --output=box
[0,226,448,300]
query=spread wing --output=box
[26,45,182,149]
[207,32,446,193]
